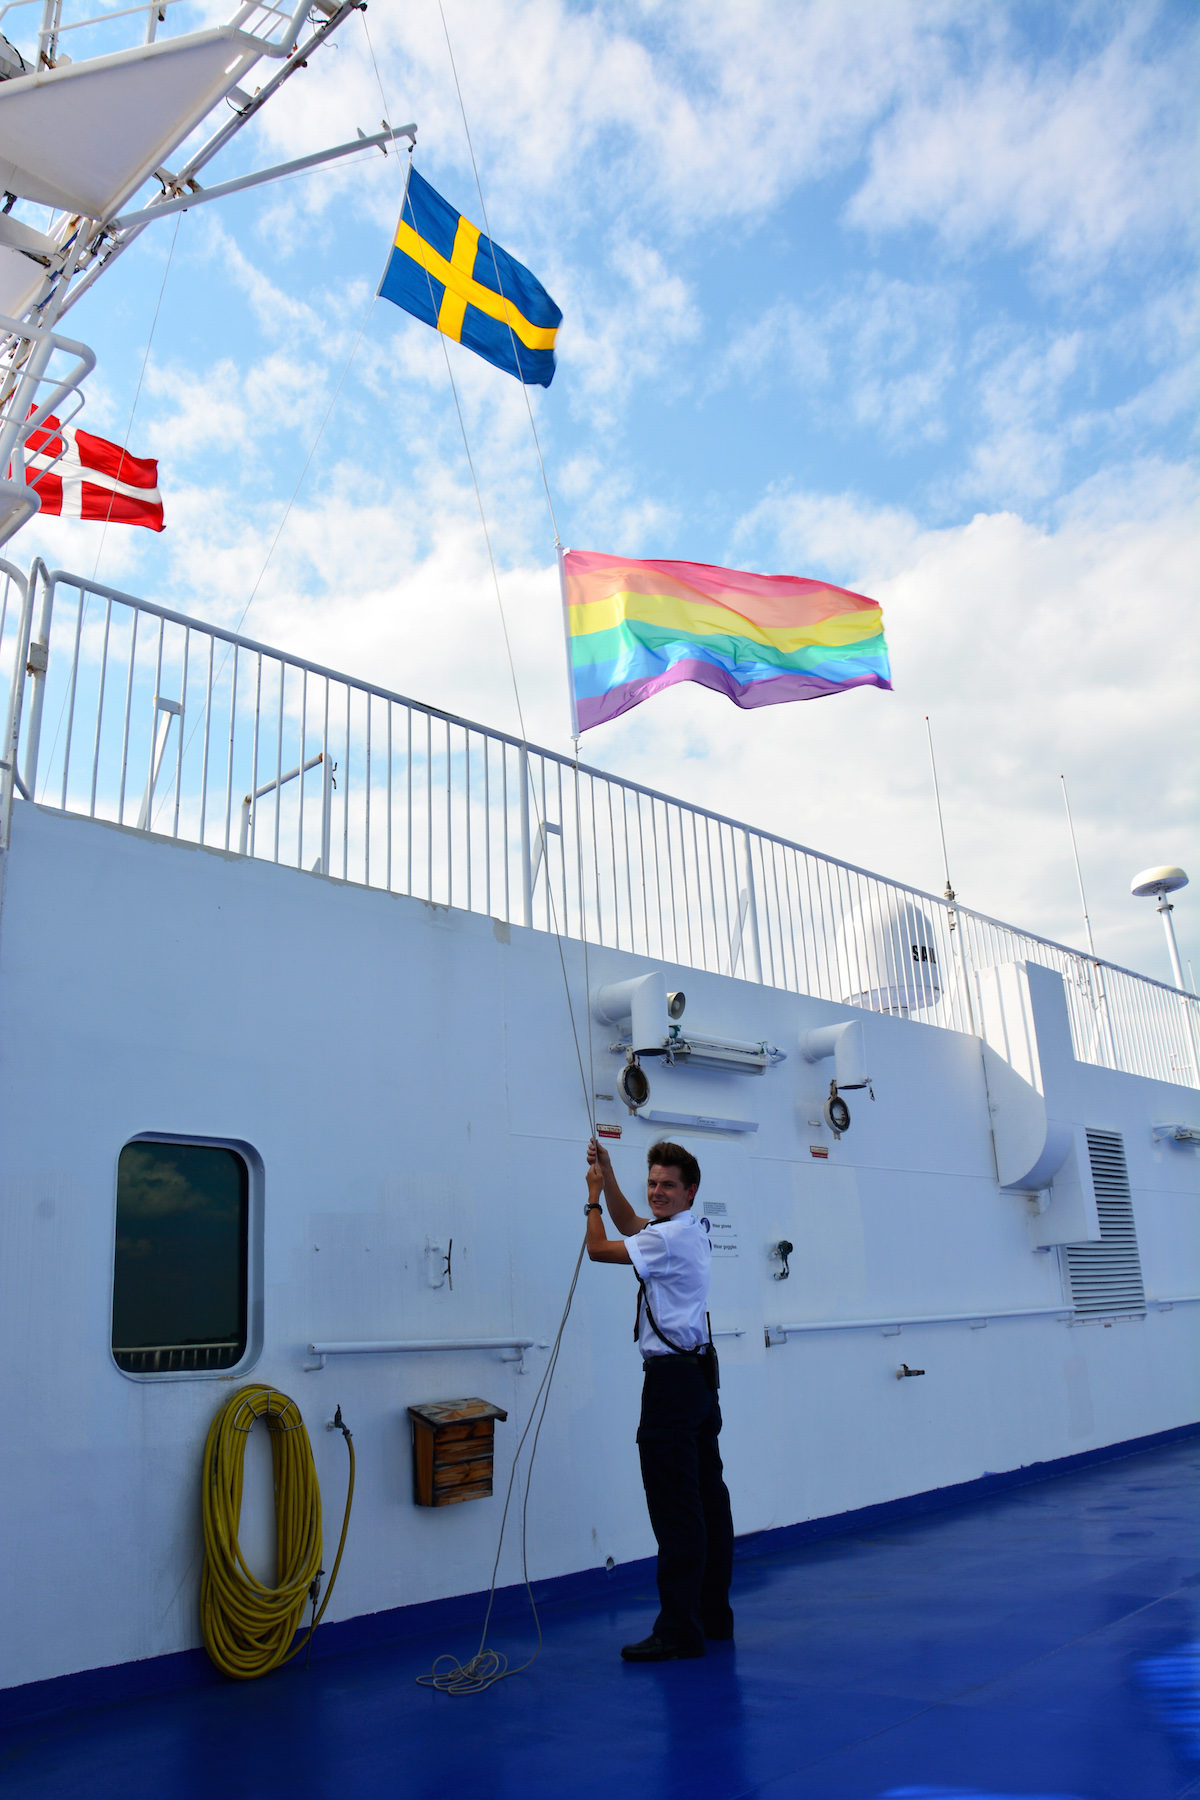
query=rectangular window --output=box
[1063,1130,1146,1320]
[112,1141,249,1374]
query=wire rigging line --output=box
[363,15,601,1697]
[416,1235,587,1695]
[437,0,560,547]
[92,211,182,584]
[362,13,592,1138]
[37,214,182,802]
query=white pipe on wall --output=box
[799,1019,870,1088]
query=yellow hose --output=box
[200,1385,355,1680]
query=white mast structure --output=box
[1131,865,1189,991]
[0,0,414,548]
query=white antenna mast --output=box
[1131,865,1189,991]
[1062,776,1117,1069]
[1060,775,1097,957]
[925,716,956,922]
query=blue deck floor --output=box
[3,1437,1197,1800]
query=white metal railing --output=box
[0,0,320,70]
[0,317,95,549]
[0,555,29,838]
[4,568,1198,1089]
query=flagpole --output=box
[557,545,580,742]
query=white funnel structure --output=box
[836,894,942,1015]
[1131,866,1188,990]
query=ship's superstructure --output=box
[0,559,1196,1703]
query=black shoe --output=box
[620,1634,705,1662]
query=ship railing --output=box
[0,315,95,550]
[0,0,328,69]
[3,568,1197,1090]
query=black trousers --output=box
[636,1355,735,1653]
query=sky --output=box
[17,0,1199,987]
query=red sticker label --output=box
[809,1145,829,1159]
[596,1122,622,1140]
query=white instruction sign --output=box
[700,1200,738,1258]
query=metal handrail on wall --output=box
[3,567,1197,1090]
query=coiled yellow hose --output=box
[200,1385,355,1680]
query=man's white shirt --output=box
[626,1209,712,1358]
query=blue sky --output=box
[18,0,1198,985]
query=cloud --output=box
[240,2,1194,275]
[558,237,701,419]
[846,7,1197,271]
[716,459,1198,977]
[200,220,326,338]
[716,276,959,445]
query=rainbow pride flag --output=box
[561,550,891,733]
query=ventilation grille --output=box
[1063,1130,1145,1318]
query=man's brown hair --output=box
[646,1140,701,1195]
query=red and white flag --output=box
[23,414,164,531]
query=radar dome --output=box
[837,893,942,1015]
[1130,865,1188,898]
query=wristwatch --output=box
[585,1202,602,1213]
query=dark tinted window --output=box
[112,1142,249,1374]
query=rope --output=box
[437,0,560,546]
[416,1235,587,1694]
[200,1385,355,1680]
[363,18,593,1137]
[363,19,601,1697]
[92,211,181,582]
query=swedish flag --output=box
[379,167,561,388]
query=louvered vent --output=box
[1063,1131,1145,1318]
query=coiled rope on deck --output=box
[200,1385,355,1680]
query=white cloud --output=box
[717,277,959,444]
[240,2,1194,276]
[558,237,701,420]
[201,219,326,339]
[847,8,1197,271]
[716,459,1198,978]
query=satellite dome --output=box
[837,893,942,1014]
[1130,865,1188,898]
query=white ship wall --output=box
[1,801,1197,1692]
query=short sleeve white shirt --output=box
[626,1209,712,1358]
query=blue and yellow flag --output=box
[379,167,561,387]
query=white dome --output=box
[836,892,943,1014]
[1131,865,1188,898]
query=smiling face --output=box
[646,1162,698,1221]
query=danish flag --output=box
[22,413,164,531]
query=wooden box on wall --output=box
[408,1398,508,1507]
